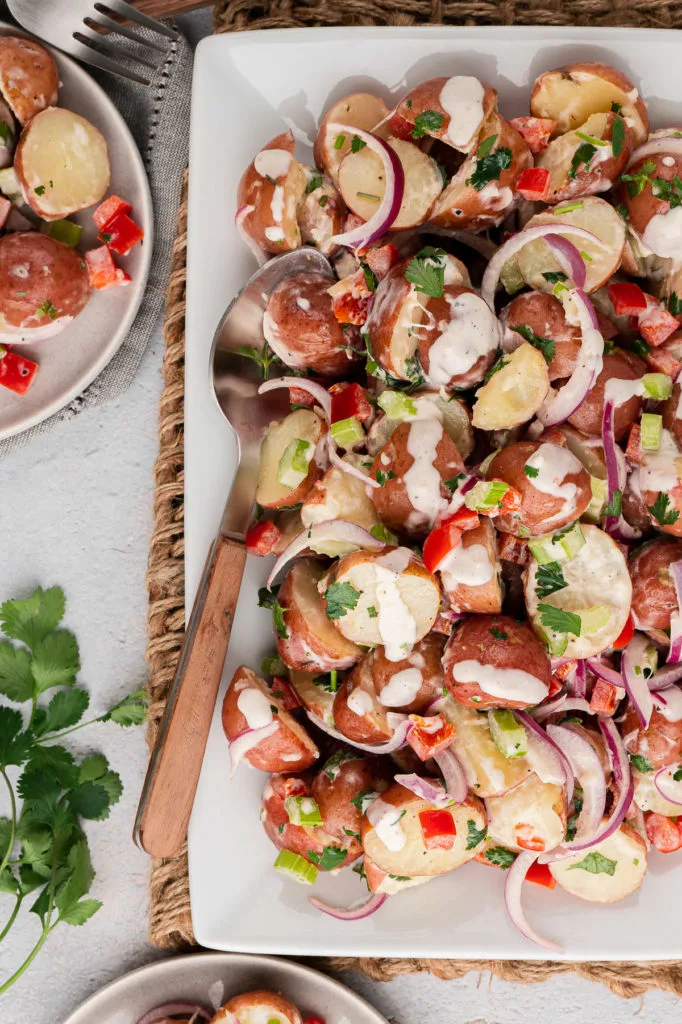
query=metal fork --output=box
[6,0,178,86]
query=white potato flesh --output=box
[440,697,534,797]
[255,408,325,508]
[517,197,625,294]
[633,769,682,816]
[338,137,443,229]
[367,393,473,460]
[525,524,632,659]
[486,774,566,853]
[472,342,550,430]
[316,93,390,185]
[531,68,648,146]
[550,824,647,903]
[16,107,110,220]
[301,461,379,533]
[536,112,613,195]
[289,670,336,727]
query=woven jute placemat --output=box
[146,1,682,997]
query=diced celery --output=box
[464,479,509,511]
[528,523,585,565]
[583,475,608,523]
[528,534,559,566]
[574,132,608,147]
[40,219,83,248]
[577,604,610,635]
[377,390,417,419]
[0,166,22,204]
[553,522,585,560]
[370,523,398,545]
[641,373,673,401]
[488,709,528,759]
[273,850,318,885]
[284,795,323,827]
[277,438,313,488]
[553,281,570,300]
[330,416,365,449]
[534,621,568,656]
[500,258,525,295]
[554,202,585,214]
[641,412,662,451]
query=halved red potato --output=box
[366,392,474,461]
[502,291,581,382]
[311,752,391,844]
[486,774,567,853]
[369,419,464,538]
[444,614,551,709]
[213,991,302,1024]
[361,784,487,876]
[525,524,632,659]
[333,670,392,745]
[662,376,682,449]
[430,113,532,231]
[288,669,337,728]
[567,350,646,441]
[296,170,346,253]
[221,666,319,772]
[630,539,682,631]
[631,438,682,538]
[261,773,359,868]
[536,111,632,204]
[530,62,649,147]
[363,855,433,895]
[0,37,58,124]
[416,285,500,389]
[372,632,445,712]
[237,130,306,254]
[472,343,550,431]
[314,93,391,186]
[16,108,109,220]
[263,271,358,378]
[557,423,611,478]
[0,98,15,169]
[276,559,363,673]
[255,408,328,510]
[486,439,592,537]
[388,76,497,153]
[301,461,379,534]
[338,136,443,229]
[516,197,626,294]
[0,232,90,344]
[549,822,647,903]
[322,547,440,654]
[622,690,682,771]
[440,697,534,797]
[619,150,682,261]
[633,767,682,816]
[439,518,503,615]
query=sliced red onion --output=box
[308,891,387,921]
[550,655,574,671]
[654,765,682,806]
[228,722,279,776]
[481,224,603,309]
[667,560,682,664]
[621,633,655,729]
[326,437,380,488]
[547,724,607,849]
[327,125,405,250]
[444,471,479,516]
[135,1005,212,1024]
[545,234,587,289]
[590,717,634,845]
[504,850,562,953]
[516,711,573,804]
[433,746,468,803]
[537,289,604,427]
[627,137,682,168]
[266,520,385,589]
[600,395,642,541]
[235,204,267,266]
[586,658,622,688]
[305,710,412,754]
[395,772,454,807]
[424,695,448,716]
[648,662,682,690]
[572,659,587,698]
[532,695,592,722]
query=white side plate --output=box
[186,26,682,960]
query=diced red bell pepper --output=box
[328,269,372,326]
[270,675,301,711]
[625,423,642,465]
[93,193,132,231]
[419,808,457,850]
[422,518,463,574]
[515,166,550,201]
[548,675,564,697]
[282,775,310,799]
[553,660,578,682]
[497,533,529,565]
[509,116,557,154]
[482,480,522,517]
[245,518,281,556]
[407,713,455,761]
[525,860,557,889]
[613,612,635,650]
[289,385,318,408]
[330,382,372,424]
[85,245,131,290]
[645,811,682,853]
[608,281,647,317]
[589,677,619,717]
[99,212,144,255]
[514,823,546,852]
[363,243,399,280]
[304,1017,326,1024]
[645,345,681,379]
[0,346,38,396]
[639,304,680,347]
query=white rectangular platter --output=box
[186,25,682,959]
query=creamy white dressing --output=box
[524,443,581,503]
[604,377,645,406]
[375,563,417,662]
[636,428,681,493]
[237,688,274,729]
[367,797,407,851]
[451,659,548,703]
[347,687,374,716]
[264,225,285,242]
[254,148,292,179]
[654,685,682,722]
[477,181,513,212]
[643,206,682,260]
[440,542,493,591]
[378,667,423,706]
[438,76,485,149]
[296,295,311,311]
[270,183,285,225]
[403,418,449,528]
[378,547,413,573]
[425,291,500,387]
[663,156,676,167]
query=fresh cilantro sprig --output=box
[257,586,289,639]
[649,491,680,527]
[629,752,653,774]
[621,160,656,197]
[410,110,444,140]
[307,845,347,870]
[510,324,556,363]
[405,246,447,298]
[569,142,597,178]
[0,586,146,995]
[485,846,517,869]
[466,144,512,192]
[535,562,567,599]
[323,582,360,620]
[568,851,617,876]
[235,341,282,379]
[538,603,581,637]
[466,819,486,850]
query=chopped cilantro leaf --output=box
[535,561,567,599]
[466,147,512,191]
[542,271,567,285]
[569,141,597,179]
[568,851,617,876]
[307,846,347,870]
[649,492,680,526]
[538,603,581,637]
[34,185,46,196]
[477,133,499,158]
[351,787,376,813]
[360,261,378,292]
[368,605,378,618]
[668,292,682,316]
[602,490,622,518]
[323,582,361,619]
[257,586,289,639]
[490,627,508,640]
[35,300,58,320]
[524,465,540,479]
[405,246,447,298]
[483,351,509,383]
[445,474,466,492]
[485,846,517,869]
[466,819,487,850]
[305,172,323,194]
[511,323,556,363]
[410,110,444,140]
[375,469,396,487]
[611,112,625,158]
[621,160,656,197]
[629,752,653,774]
[351,135,367,153]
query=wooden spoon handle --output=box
[135,532,247,858]
[134,0,214,17]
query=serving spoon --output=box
[135,246,334,859]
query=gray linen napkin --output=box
[0,23,193,457]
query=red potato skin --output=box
[365,259,417,379]
[503,291,581,381]
[371,633,446,713]
[0,37,58,124]
[417,285,498,388]
[311,754,392,841]
[630,539,682,631]
[0,232,90,339]
[390,77,497,151]
[261,772,360,867]
[486,439,592,537]
[622,479,654,536]
[214,992,302,1024]
[622,699,682,771]
[263,272,359,377]
[369,421,465,538]
[221,666,318,773]
[538,112,632,205]
[620,152,682,242]
[662,382,682,449]
[640,478,682,538]
[441,518,503,615]
[568,350,647,441]
[443,614,551,709]
[236,130,302,255]
[333,673,392,745]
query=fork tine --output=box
[72,33,150,85]
[79,24,159,71]
[94,0,178,41]
[85,12,169,54]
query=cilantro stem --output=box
[36,715,106,743]
[0,768,16,878]
[0,894,22,943]
[0,842,56,995]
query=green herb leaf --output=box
[535,561,568,599]
[568,851,617,875]
[351,787,376,813]
[650,175,682,209]
[490,627,508,640]
[0,707,31,768]
[60,898,103,926]
[616,203,629,221]
[538,603,581,636]
[485,845,517,869]
[323,582,360,620]
[433,158,447,187]
[35,300,59,320]
[674,766,682,782]
[410,110,444,140]
[466,819,487,850]
[307,845,347,870]
[611,113,625,158]
[0,586,65,650]
[258,586,289,639]
[524,465,540,479]
[569,141,597,179]
[511,323,556,363]
[34,185,46,196]
[322,749,362,780]
[262,654,286,676]
[629,752,654,774]
[477,134,498,159]
[30,630,80,694]
[0,120,11,146]
[375,469,397,487]
[0,641,33,703]
[313,672,340,693]
[649,491,680,527]
[360,261,378,292]
[602,490,622,518]
[32,689,89,738]
[69,782,111,821]
[445,474,466,492]
[405,246,447,298]
[351,135,367,153]
[368,605,378,618]
[305,172,323,195]
[101,688,148,727]
[483,352,509,383]
[466,147,512,191]
[668,292,682,316]
[620,159,656,197]
[542,271,567,285]
[235,341,281,379]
